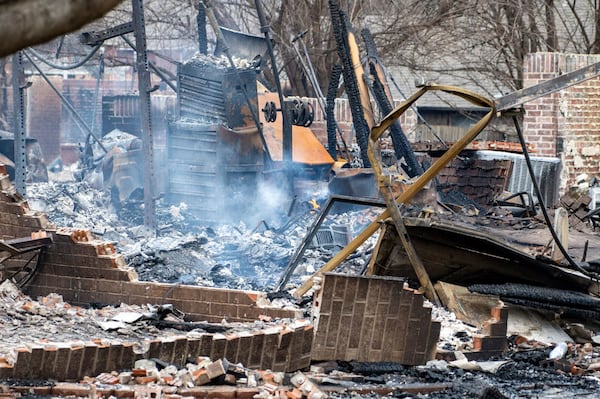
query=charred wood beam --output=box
[329,0,371,167]
[362,28,422,178]
[0,0,123,58]
[326,63,342,160]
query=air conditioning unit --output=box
[590,187,600,210]
[475,150,561,207]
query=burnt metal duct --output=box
[214,27,267,61]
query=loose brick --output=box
[172,337,189,367]
[205,359,226,380]
[66,345,84,381]
[41,346,58,378]
[13,348,31,379]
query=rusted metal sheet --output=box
[258,91,334,166]
[371,218,595,293]
[166,121,263,223]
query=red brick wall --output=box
[311,273,440,365]
[0,167,300,322]
[523,52,600,190]
[2,320,313,381]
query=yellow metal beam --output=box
[293,84,495,298]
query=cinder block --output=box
[482,320,508,337]
[0,363,13,379]
[159,338,176,364]
[106,343,123,373]
[210,334,227,360]
[54,345,71,381]
[260,329,280,371]
[29,345,45,379]
[186,338,201,362]
[199,334,213,357]
[233,332,252,366]
[93,343,110,375]
[147,339,162,359]
[472,335,508,352]
[224,334,240,362]
[247,333,264,369]
[41,346,58,378]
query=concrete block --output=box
[205,359,226,380]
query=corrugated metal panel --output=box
[166,122,222,221]
[476,150,561,206]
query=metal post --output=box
[11,52,27,195]
[282,101,294,191]
[132,0,156,232]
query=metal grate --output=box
[476,150,561,206]
[311,224,352,250]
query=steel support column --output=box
[132,0,156,232]
[11,52,27,195]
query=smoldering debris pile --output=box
[25,181,381,291]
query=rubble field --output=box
[0,180,597,398]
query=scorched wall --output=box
[0,165,300,323]
[523,52,600,191]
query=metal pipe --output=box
[132,0,157,232]
[121,35,178,93]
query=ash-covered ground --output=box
[25,180,380,292]
[20,180,600,398]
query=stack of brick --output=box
[558,190,592,228]
[465,305,508,361]
[0,320,313,381]
[311,273,440,365]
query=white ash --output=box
[185,52,256,70]
[25,181,382,292]
[431,305,477,352]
